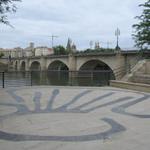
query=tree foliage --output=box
[53,45,69,55]
[0,52,4,58]
[0,0,21,26]
[76,48,116,54]
[133,0,150,49]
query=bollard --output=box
[31,71,33,86]
[2,72,5,88]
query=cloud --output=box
[0,0,142,49]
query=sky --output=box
[0,0,143,50]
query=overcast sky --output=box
[0,0,142,50]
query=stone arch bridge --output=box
[8,51,141,80]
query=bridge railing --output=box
[0,70,115,88]
[0,71,31,88]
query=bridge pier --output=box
[68,54,77,71]
[25,59,30,71]
[68,54,77,78]
[13,60,19,71]
[40,57,47,71]
[113,53,126,80]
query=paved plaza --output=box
[0,86,150,150]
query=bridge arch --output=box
[20,61,26,71]
[30,61,41,71]
[48,60,69,71]
[78,59,115,79]
[14,61,18,71]
[79,59,112,70]
[47,60,69,85]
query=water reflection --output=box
[31,71,115,86]
[0,71,115,88]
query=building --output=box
[66,38,77,53]
[25,42,34,57]
[0,42,54,59]
[35,47,54,56]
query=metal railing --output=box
[0,71,31,88]
[0,70,115,88]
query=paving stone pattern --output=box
[0,87,150,149]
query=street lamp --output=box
[115,28,121,50]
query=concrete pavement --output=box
[0,86,150,150]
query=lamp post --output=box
[115,28,121,50]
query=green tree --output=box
[0,52,4,58]
[53,45,68,55]
[76,48,115,54]
[0,0,21,26]
[132,0,150,49]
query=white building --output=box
[35,47,54,56]
[24,42,35,57]
[11,47,24,58]
[0,48,23,58]
[0,48,11,58]
[0,42,54,58]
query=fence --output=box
[0,70,115,88]
[0,72,31,88]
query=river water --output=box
[0,71,115,88]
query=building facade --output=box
[0,43,54,59]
